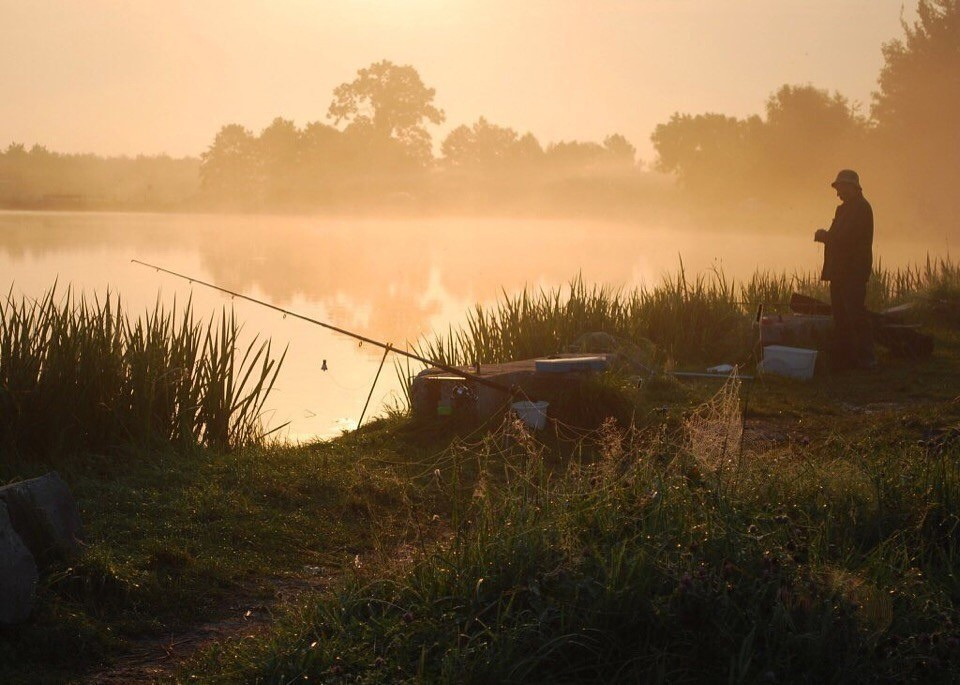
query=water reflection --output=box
[0,210,945,440]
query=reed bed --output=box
[415,258,960,370]
[0,287,284,458]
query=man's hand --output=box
[814,228,828,243]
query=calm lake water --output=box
[0,210,948,440]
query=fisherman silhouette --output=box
[814,169,876,371]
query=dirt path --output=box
[84,572,336,685]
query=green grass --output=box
[0,418,437,684]
[180,374,960,683]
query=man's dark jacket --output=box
[821,193,873,283]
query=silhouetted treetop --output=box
[764,85,864,137]
[259,118,300,164]
[873,0,960,131]
[871,0,959,221]
[328,60,444,165]
[602,134,638,168]
[757,85,867,190]
[651,113,759,193]
[5,143,27,159]
[200,124,260,203]
[441,117,523,168]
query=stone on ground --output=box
[0,500,39,624]
[0,471,84,567]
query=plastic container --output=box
[759,345,818,380]
[511,400,550,430]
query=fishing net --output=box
[682,369,743,473]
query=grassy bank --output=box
[178,338,960,683]
[1,260,959,683]
[0,421,440,684]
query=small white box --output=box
[759,345,818,380]
[511,401,550,430]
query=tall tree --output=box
[872,0,960,222]
[651,113,760,196]
[258,117,301,203]
[441,117,520,169]
[4,143,27,159]
[757,85,868,194]
[515,133,544,162]
[299,121,344,199]
[602,134,638,168]
[200,124,260,203]
[327,60,445,166]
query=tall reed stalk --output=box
[415,258,960,370]
[0,287,284,458]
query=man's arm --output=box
[814,206,842,243]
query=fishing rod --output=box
[131,259,517,396]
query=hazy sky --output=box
[1,1,915,161]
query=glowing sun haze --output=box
[0,0,912,160]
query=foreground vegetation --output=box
[0,289,284,457]
[1,260,959,683]
[187,384,960,683]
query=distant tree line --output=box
[2,0,953,231]
[651,0,960,233]
[0,144,198,210]
[197,60,644,213]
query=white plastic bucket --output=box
[511,400,549,430]
[759,345,818,380]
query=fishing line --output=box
[131,259,517,396]
[322,368,368,392]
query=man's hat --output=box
[831,169,861,189]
